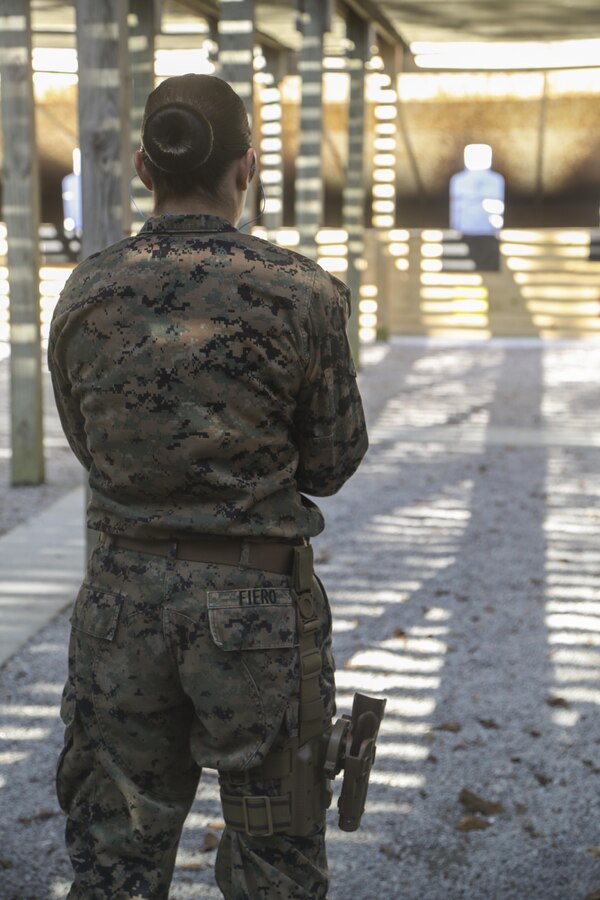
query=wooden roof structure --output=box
[5,0,600,220]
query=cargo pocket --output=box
[207,587,296,651]
[70,583,124,640]
[56,584,124,812]
[55,714,94,815]
[204,587,299,769]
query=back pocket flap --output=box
[207,587,296,651]
[70,585,123,641]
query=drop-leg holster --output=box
[219,545,331,837]
[219,545,386,837]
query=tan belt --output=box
[100,532,301,575]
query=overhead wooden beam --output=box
[338,0,405,48]
[0,1,45,485]
[174,0,219,22]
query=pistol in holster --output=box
[323,691,387,831]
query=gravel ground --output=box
[1,339,600,899]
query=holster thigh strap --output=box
[220,791,292,838]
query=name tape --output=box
[207,588,293,608]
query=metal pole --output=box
[0,1,44,485]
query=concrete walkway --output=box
[0,487,85,667]
[1,338,600,900]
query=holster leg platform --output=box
[219,545,386,838]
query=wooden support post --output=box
[259,46,286,235]
[343,10,370,367]
[217,0,256,223]
[0,2,44,485]
[296,0,328,259]
[75,0,131,258]
[129,0,157,224]
[75,0,131,550]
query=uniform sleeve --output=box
[293,268,368,496]
[48,312,92,472]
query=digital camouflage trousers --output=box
[56,541,336,899]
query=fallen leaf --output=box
[393,627,407,639]
[583,760,600,774]
[484,605,496,614]
[379,844,401,860]
[18,809,61,825]
[585,890,600,900]
[179,862,204,871]
[427,753,438,764]
[459,788,504,816]
[547,696,570,709]
[523,822,542,839]
[207,821,225,831]
[201,832,220,852]
[435,721,462,733]
[527,729,541,739]
[534,772,553,786]
[455,815,490,832]
[472,695,481,702]
[587,848,600,858]
[477,718,499,730]
[0,858,13,869]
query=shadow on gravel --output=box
[1,344,600,900]
[315,344,600,900]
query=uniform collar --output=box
[139,214,237,235]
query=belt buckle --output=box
[242,795,274,837]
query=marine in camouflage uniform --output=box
[49,213,368,899]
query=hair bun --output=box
[142,104,214,174]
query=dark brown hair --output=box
[140,74,251,200]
